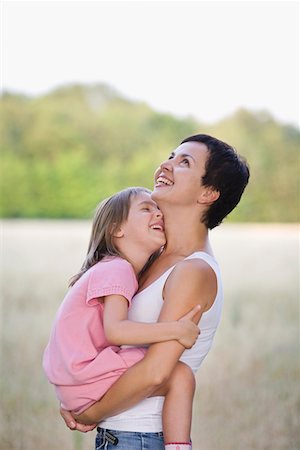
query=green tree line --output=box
[1,83,299,221]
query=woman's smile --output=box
[155,175,174,188]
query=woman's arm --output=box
[61,259,217,427]
[103,294,200,348]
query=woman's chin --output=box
[151,186,170,202]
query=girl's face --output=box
[119,192,166,254]
[152,141,209,206]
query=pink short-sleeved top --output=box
[43,257,138,410]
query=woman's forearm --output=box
[74,340,184,424]
[75,266,204,425]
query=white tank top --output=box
[100,251,223,432]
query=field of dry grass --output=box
[1,221,299,450]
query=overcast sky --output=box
[2,0,299,126]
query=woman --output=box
[61,134,250,449]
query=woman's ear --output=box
[198,188,220,205]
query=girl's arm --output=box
[103,294,200,348]
[61,259,216,427]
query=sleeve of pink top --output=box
[86,258,138,307]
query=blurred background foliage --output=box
[1,83,299,221]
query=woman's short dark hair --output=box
[181,134,250,229]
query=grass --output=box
[1,221,299,450]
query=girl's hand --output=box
[60,406,97,433]
[177,305,201,349]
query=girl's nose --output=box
[155,208,163,219]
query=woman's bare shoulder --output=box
[170,257,216,283]
[164,258,217,312]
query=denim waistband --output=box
[97,427,164,437]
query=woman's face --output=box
[152,141,209,206]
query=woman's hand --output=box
[60,406,98,433]
[177,305,201,349]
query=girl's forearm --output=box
[106,320,181,346]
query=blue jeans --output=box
[95,427,164,450]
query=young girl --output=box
[43,187,200,450]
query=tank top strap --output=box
[184,251,218,270]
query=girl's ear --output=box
[112,226,124,238]
[197,187,220,205]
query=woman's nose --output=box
[160,159,173,172]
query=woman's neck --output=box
[160,205,211,257]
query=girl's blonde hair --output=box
[69,187,151,287]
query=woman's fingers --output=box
[74,423,98,433]
[59,406,97,433]
[60,407,76,429]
